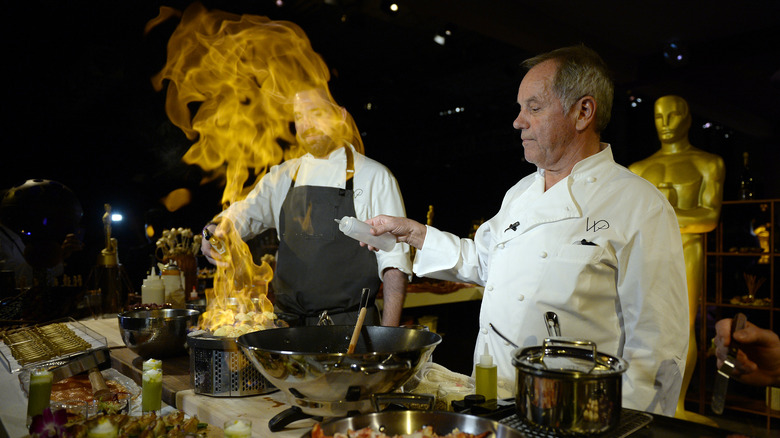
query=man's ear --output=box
[574,96,596,131]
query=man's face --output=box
[293,89,344,158]
[654,96,689,144]
[512,60,577,168]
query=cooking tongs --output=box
[711,312,747,415]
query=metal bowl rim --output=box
[235,325,442,356]
[312,410,525,437]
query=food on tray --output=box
[3,322,91,364]
[311,424,492,438]
[51,374,131,403]
[52,411,213,438]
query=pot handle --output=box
[541,338,598,372]
[371,392,435,412]
[350,361,412,374]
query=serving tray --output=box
[0,317,107,373]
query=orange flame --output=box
[147,2,363,207]
[148,3,367,335]
[198,217,275,335]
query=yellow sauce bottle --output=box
[475,343,497,401]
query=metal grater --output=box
[188,332,274,397]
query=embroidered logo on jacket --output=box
[586,217,610,232]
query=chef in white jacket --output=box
[364,45,689,416]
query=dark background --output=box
[3,0,779,288]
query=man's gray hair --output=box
[521,44,614,133]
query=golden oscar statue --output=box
[630,95,724,424]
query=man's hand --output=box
[363,215,427,250]
[714,318,780,387]
[201,223,229,267]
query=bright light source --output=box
[434,34,446,46]
[381,0,400,15]
[111,213,123,222]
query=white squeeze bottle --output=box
[141,267,165,305]
[475,343,498,400]
[335,216,396,252]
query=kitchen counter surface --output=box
[0,317,760,438]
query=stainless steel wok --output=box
[308,410,525,437]
[236,325,441,417]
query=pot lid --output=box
[512,338,628,377]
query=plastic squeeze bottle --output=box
[141,267,165,305]
[475,343,497,401]
[335,216,396,252]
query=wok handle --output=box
[371,392,435,412]
[268,406,322,432]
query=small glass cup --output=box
[27,368,53,427]
[142,368,163,413]
[87,416,118,438]
[223,419,252,438]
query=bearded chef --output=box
[364,45,689,416]
[202,86,411,326]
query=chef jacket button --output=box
[539,251,548,258]
[517,294,525,301]
[587,177,596,183]
[504,341,511,346]
[481,328,488,334]
[497,243,505,249]
[487,285,494,291]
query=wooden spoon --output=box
[347,288,370,354]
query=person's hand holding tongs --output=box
[711,312,747,414]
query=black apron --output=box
[273,147,382,326]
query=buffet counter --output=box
[80,318,314,438]
[0,317,753,438]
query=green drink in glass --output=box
[27,368,53,426]
[141,367,162,413]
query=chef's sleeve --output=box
[616,200,689,416]
[217,164,287,241]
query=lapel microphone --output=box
[505,221,520,232]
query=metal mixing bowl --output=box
[117,308,200,359]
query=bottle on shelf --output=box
[738,151,755,200]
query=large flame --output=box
[198,217,275,336]
[147,3,366,335]
[147,2,363,207]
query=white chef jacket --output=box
[219,144,412,280]
[414,144,688,416]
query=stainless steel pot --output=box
[309,410,525,437]
[512,338,628,435]
[236,325,441,416]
